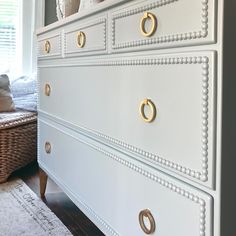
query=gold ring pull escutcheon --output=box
[44,40,51,53]
[140,12,157,37]
[45,142,51,154]
[139,209,156,234]
[44,83,51,96]
[77,31,86,48]
[139,98,156,123]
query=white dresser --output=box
[37,0,236,235]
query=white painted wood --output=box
[38,31,62,59]
[36,0,236,235]
[38,118,213,236]
[38,51,215,188]
[34,0,45,29]
[21,0,36,74]
[111,0,215,52]
[64,16,107,56]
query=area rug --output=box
[0,179,72,235]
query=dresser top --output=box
[36,0,131,35]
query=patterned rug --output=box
[0,179,72,235]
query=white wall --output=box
[32,0,45,72]
[34,0,45,29]
[21,0,35,74]
[20,0,45,74]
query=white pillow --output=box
[11,74,37,98]
[10,74,37,111]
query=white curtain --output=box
[0,0,44,75]
[0,0,20,74]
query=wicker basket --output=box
[0,110,37,183]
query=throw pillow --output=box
[11,74,37,97]
[0,74,15,112]
[10,74,37,111]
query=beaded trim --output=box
[72,191,119,236]
[64,18,107,55]
[38,55,211,183]
[111,0,209,49]
[77,135,207,236]
[39,160,119,236]
[38,34,62,59]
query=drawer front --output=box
[38,51,215,188]
[111,0,215,52]
[64,16,107,57]
[38,32,61,59]
[38,119,212,236]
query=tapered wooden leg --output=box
[39,168,48,198]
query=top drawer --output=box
[64,16,107,57]
[111,0,215,52]
[38,32,62,59]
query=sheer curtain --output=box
[0,0,20,74]
[0,0,40,75]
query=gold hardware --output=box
[139,209,156,234]
[45,142,51,154]
[140,12,157,37]
[77,31,86,48]
[139,99,156,123]
[44,83,51,96]
[44,40,51,53]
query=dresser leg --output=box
[39,168,48,198]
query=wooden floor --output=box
[11,162,104,236]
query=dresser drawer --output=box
[64,16,107,57]
[111,0,215,52]
[38,32,62,59]
[38,51,215,188]
[38,119,212,236]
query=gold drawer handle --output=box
[45,142,51,154]
[44,40,51,53]
[140,12,157,37]
[44,83,51,96]
[77,31,86,48]
[139,99,156,123]
[139,209,156,234]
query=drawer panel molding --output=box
[38,54,213,186]
[111,0,213,51]
[86,140,208,236]
[64,17,107,56]
[86,141,208,236]
[38,33,62,59]
[38,119,211,236]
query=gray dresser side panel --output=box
[221,1,236,235]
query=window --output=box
[0,0,20,74]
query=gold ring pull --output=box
[44,40,51,53]
[45,142,51,154]
[77,31,86,48]
[140,12,157,37]
[139,99,156,123]
[139,209,156,234]
[44,83,51,96]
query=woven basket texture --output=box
[0,110,37,183]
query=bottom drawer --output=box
[38,118,212,236]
